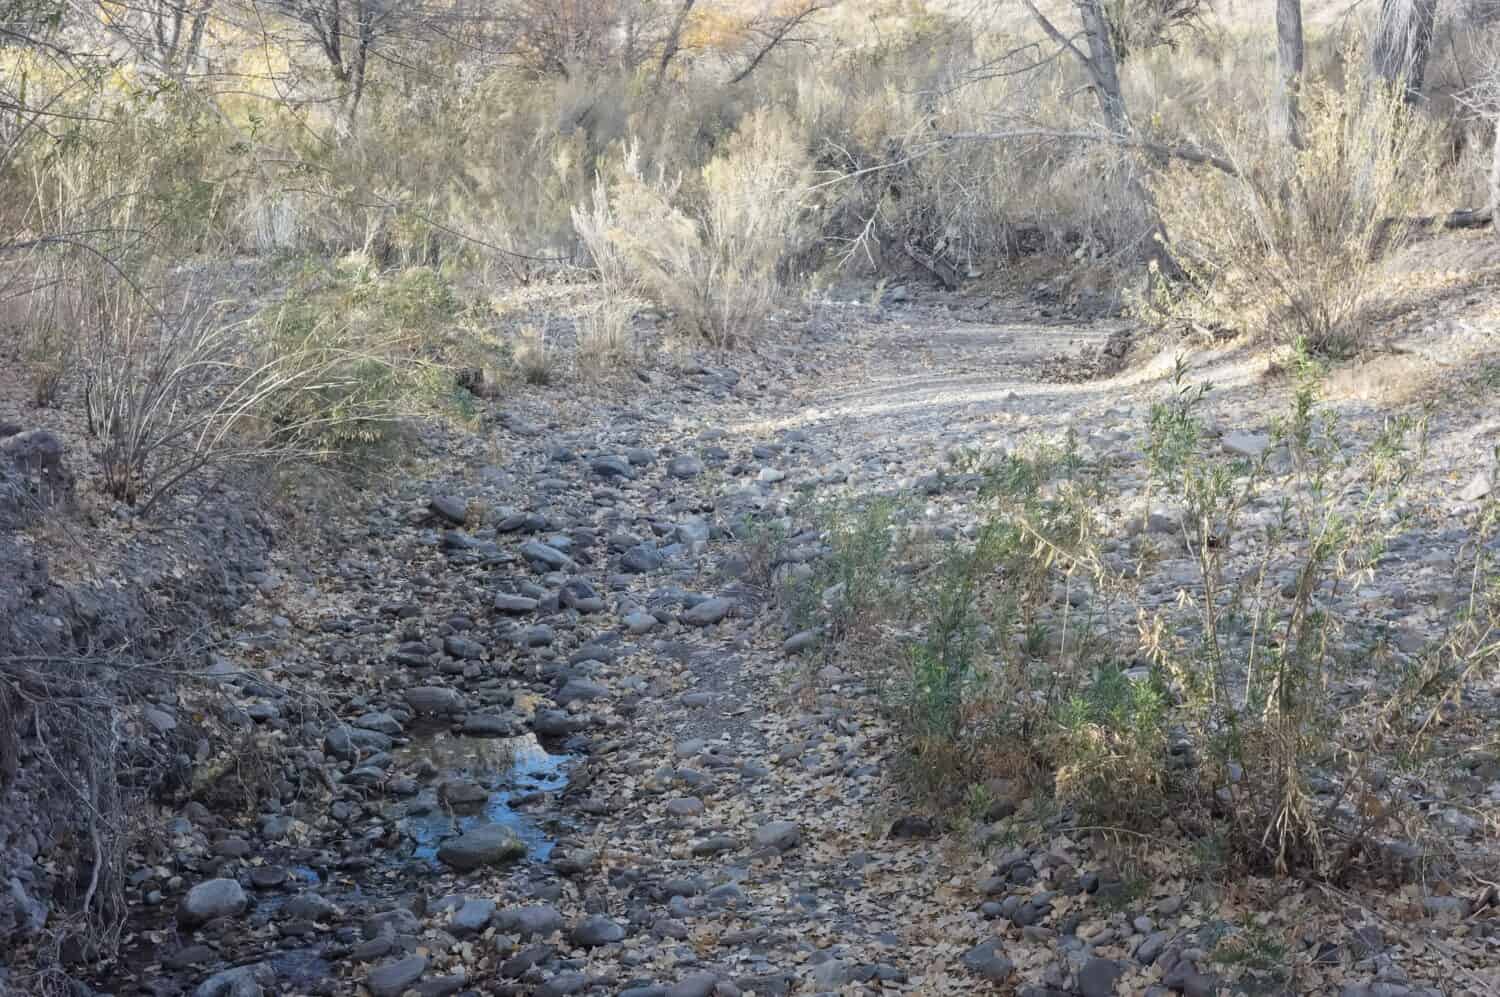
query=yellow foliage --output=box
[682,8,752,51]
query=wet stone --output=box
[437,823,527,870]
[247,866,287,890]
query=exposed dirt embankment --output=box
[1,419,273,980]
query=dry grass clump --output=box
[512,324,554,385]
[574,299,637,377]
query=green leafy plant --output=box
[1053,663,1171,819]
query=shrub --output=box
[253,261,465,456]
[591,108,812,347]
[901,522,1013,743]
[512,324,554,384]
[1134,361,1429,874]
[1052,662,1171,820]
[1149,71,1439,353]
[574,299,636,376]
[63,259,463,514]
[13,303,69,408]
[773,496,907,653]
[784,359,1471,881]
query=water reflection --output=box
[393,732,572,863]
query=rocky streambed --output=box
[6,291,1498,997]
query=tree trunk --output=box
[1077,0,1129,133]
[1371,0,1438,103]
[1024,0,1180,277]
[654,0,696,90]
[1273,0,1305,148]
[1490,119,1500,240]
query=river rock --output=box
[368,955,427,997]
[622,544,665,573]
[570,914,626,947]
[665,972,719,997]
[668,456,704,479]
[753,820,800,851]
[405,686,465,714]
[436,823,526,870]
[682,598,733,626]
[429,496,468,525]
[495,592,540,614]
[177,878,247,927]
[494,904,564,939]
[961,939,1013,981]
[193,962,273,997]
[449,898,495,936]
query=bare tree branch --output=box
[729,0,838,86]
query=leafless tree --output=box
[728,0,839,86]
[1018,0,1196,274]
[1024,0,1130,133]
[79,0,214,78]
[492,0,628,78]
[1105,0,1208,62]
[1273,0,1304,147]
[273,0,444,130]
[1458,48,1500,236]
[654,0,696,88]
[1370,0,1438,102]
